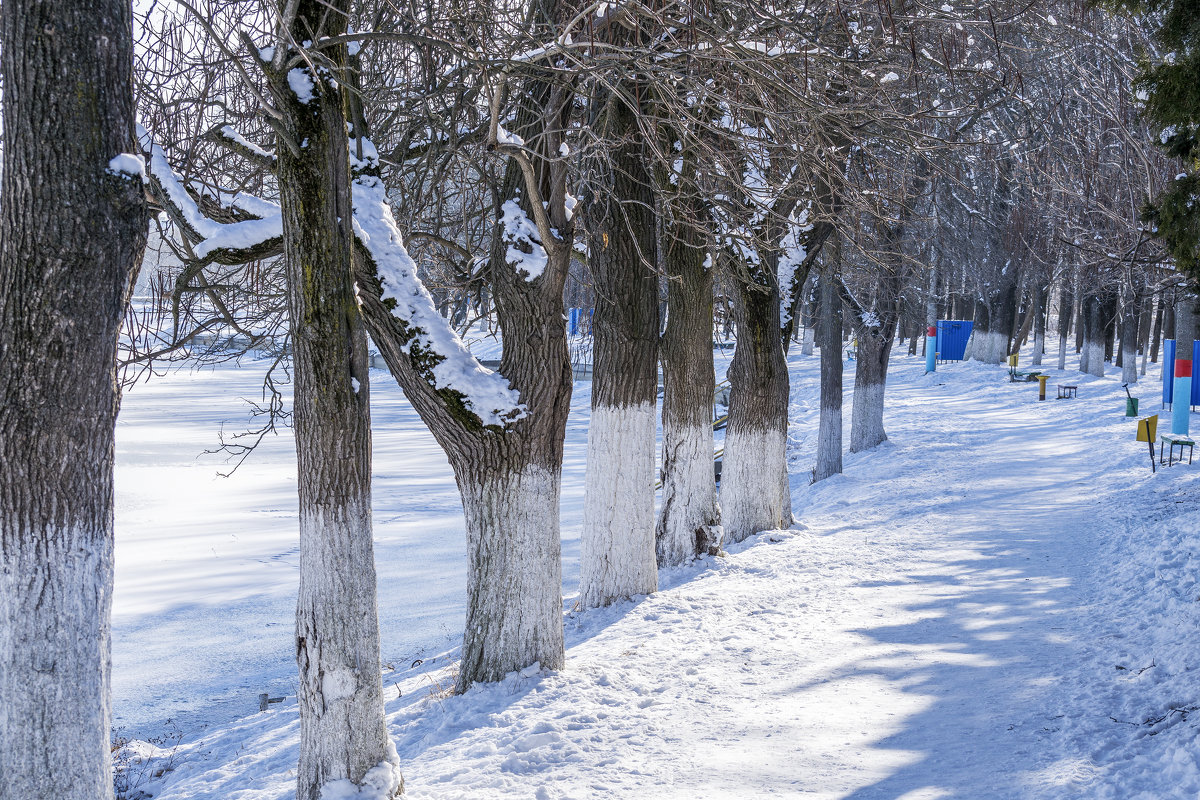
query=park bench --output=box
[1160,433,1195,467]
[1057,384,1078,399]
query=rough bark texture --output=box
[270,7,400,798]
[0,2,147,797]
[579,80,660,606]
[1081,293,1106,378]
[723,264,791,543]
[1057,283,1073,371]
[1121,282,1142,385]
[1031,282,1047,367]
[813,270,844,483]
[656,196,721,566]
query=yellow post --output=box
[1138,415,1159,472]
[1036,374,1048,401]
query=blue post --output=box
[1173,357,1192,436]
[925,325,937,373]
[568,307,580,336]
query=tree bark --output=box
[1030,281,1047,367]
[270,7,400,798]
[814,269,844,483]
[579,81,660,607]
[0,2,147,797]
[1081,292,1106,377]
[657,192,721,566]
[1057,281,1073,371]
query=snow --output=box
[138,126,282,258]
[219,125,275,160]
[495,125,524,147]
[288,68,315,104]
[499,199,549,280]
[110,336,1200,798]
[880,71,901,84]
[351,167,525,427]
[108,153,148,183]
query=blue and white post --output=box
[925,325,937,374]
[1173,355,1192,436]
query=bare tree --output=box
[0,1,148,798]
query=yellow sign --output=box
[1137,414,1159,443]
[1007,354,1019,367]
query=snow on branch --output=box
[138,125,282,261]
[350,141,526,428]
[500,199,549,280]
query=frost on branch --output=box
[350,140,526,428]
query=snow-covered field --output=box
[112,339,1200,799]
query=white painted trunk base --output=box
[1032,332,1045,367]
[721,427,788,544]
[657,421,722,566]
[850,381,887,453]
[1122,345,1138,384]
[0,524,113,799]
[801,327,815,356]
[1085,338,1105,377]
[580,403,658,608]
[460,464,564,686]
[969,330,1009,365]
[814,403,842,483]
[296,503,400,800]
[1058,337,1068,371]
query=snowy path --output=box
[124,351,1200,799]
[380,371,1129,799]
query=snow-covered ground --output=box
[112,339,1200,799]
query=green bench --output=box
[1160,433,1195,467]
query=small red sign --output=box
[927,326,938,337]
[1177,359,1194,378]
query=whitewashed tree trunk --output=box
[1057,282,1072,371]
[814,272,844,482]
[1121,299,1140,385]
[458,465,564,681]
[849,353,888,453]
[579,76,659,607]
[270,9,401,798]
[1082,294,1106,378]
[722,265,790,543]
[581,405,659,605]
[1031,282,1047,367]
[0,1,146,797]
[656,186,721,566]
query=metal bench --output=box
[1160,433,1195,467]
[1057,384,1078,399]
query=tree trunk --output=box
[1151,292,1165,363]
[579,84,659,607]
[657,196,721,566]
[0,2,147,797]
[1031,282,1047,367]
[722,270,791,542]
[1121,281,1142,385]
[1081,293,1106,377]
[800,274,817,356]
[814,270,844,482]
[1057,281,1073,371]
[850,329,891,452]
[271,9,400,798]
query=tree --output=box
[265,2,402,797]
[0,1,148,797]
[1107,0,1200,284]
